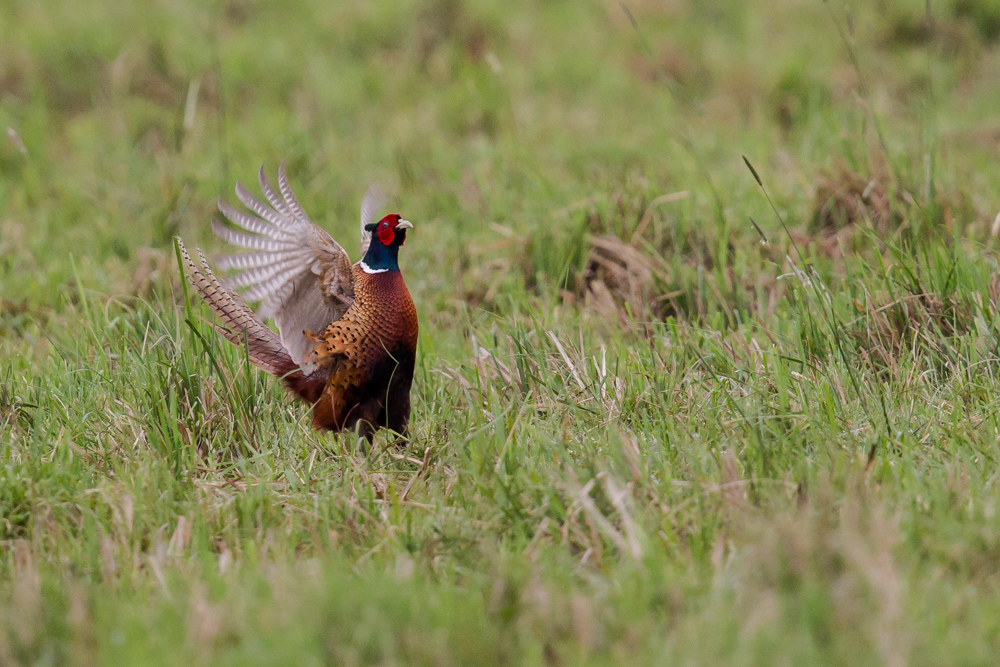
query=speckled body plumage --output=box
[306,267,418,437]
[178,163,418,443]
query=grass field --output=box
[3,0,1000,663]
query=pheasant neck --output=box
[360,238,401,274]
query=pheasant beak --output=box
[395,220,413,230]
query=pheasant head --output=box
[360,214,413,274]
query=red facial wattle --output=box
[374,214,410,247]
[378,223,395,246]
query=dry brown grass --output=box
[583,234,671,324]
[811,162,896,237]
[847,277,1000,372]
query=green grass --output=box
[3,0,1000,663]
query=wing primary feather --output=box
[218,200,296,241]
[235,181,296,230]
[211,220,295,251]
[224,258,308,294]
[277,159,313,224]
[258,165,296,221]
[216,250,296,271]
[221,257,307,291]
[241,263,312,302]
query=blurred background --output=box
[2,0,998,331]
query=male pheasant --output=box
[177,163,418,442]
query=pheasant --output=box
[177,162,418,443]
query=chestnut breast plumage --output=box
[312,266,418,385]
[349,267,419,352]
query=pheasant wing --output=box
[212,161,354,364]
[358,183,386,257]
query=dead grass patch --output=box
[847,277,1000,372]
[583,234,671,324]
[811,163,896,237]
[513,188,780,326]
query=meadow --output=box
[2,0,1000,663]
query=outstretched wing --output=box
[212,161,354,364]
[358,183,386,257]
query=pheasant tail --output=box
[176,239,325,403]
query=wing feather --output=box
[218,200,296,242]
[215,250,307,271]
[278,159,313,224]
[221,254,310,291]
[211,219,293,251]
[241,263,311,302]
[235,181,294,231]
[206,164,356,364]
[257,165,296,221]
[359,183,385,256]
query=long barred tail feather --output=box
[177,238,325,404]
